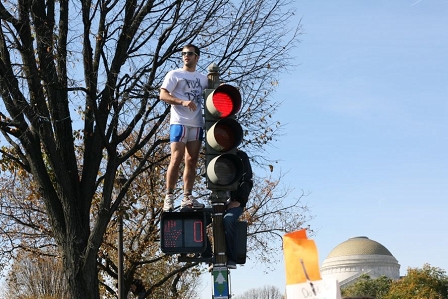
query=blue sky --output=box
[201,0,448,297]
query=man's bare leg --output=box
[183,140,201,193]
[181,140,204,209]
[166,142,185,191]
[163,142,185,211]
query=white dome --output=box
[320,236,400,287]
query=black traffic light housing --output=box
[204,84,244,191]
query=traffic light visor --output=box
[206,84,241,118]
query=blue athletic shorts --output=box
[170,124,204,143]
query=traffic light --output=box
[160,212,207,254]
[204,84,244,191]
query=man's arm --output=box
[160,88,183,105]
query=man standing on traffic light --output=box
[224,149,253,269]
[160,44,208,212]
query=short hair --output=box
[183,44,200,56]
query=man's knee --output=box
[168,157,183,171]
[184,155,198,167]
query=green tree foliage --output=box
[341,265,448,299]
[385,264,448,299]
[342,274,392,299]
[0,0,305,298]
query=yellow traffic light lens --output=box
[214,124,235,151]
[206,118,242,152]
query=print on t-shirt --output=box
[184,78,203,105]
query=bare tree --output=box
[4,251,69,298]
[233,285,285,299]
[0,0,302,298]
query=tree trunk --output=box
[62,231,100,299]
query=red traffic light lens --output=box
[213,91,234,118]
[206,84,242,118]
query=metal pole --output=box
[116,175,126,299]
[211,191,228,266]
[210,190,230,299]
[118,210,124,299]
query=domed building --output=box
[320,236,400,287]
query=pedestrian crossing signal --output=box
[160,212,207,254]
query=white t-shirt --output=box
[161,68,208,127]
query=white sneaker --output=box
[181,195,205,209]
[163,194,174,212]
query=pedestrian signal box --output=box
[160,212,207,254]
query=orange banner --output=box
[283,229,321,285]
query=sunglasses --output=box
[181,51,198,57]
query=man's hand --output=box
[160,88,196,110]
[226,200,241,210]
[182,100,197,111]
